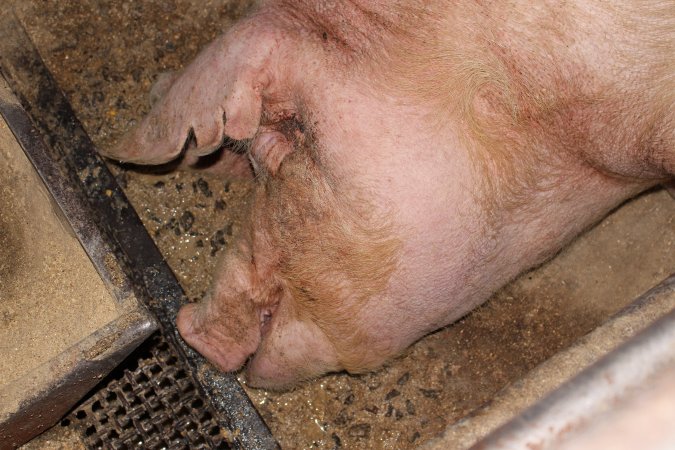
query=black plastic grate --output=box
[65,333,233,450]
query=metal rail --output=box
[472,274,675,450]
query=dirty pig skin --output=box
[103,1,675,389]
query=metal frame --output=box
[471,274,675,449]
[0,12,277,450]
[0,68,157,450]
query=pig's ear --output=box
[101,24,280,167]
[248,131,294,176]
[149,71,180,107]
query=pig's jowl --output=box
[104,1,674,388]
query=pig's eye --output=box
[259,306,278,335]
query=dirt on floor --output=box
[9,1,675,448]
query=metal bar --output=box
[471,273,675,450]
[0,80,141,308]
[0,11,277,450]
[1,66,157,450]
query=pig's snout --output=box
[176,297,261,373]
[177,286,343,389]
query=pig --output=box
[103,0,675,389]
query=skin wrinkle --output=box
[272,0,398,54]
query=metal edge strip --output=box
[471,274,675,450]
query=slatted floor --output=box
[64,333,232,450]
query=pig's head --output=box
[103,2,500,388]
[102,15,411,388]
[177,133,402,388]
[105,0,675,390]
